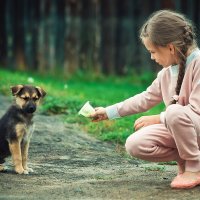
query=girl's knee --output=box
[125,134,141,157]
[125,136,132,154]
[165,104,185,126]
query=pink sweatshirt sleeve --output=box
[106,71,164,119]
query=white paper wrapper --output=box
[78,101,95,117]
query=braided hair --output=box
[140,10,197,104]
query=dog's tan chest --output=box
[15,123,34,142]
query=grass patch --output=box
[0,68,164,144]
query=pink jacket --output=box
[106,48,200,123]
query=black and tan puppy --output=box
[0,85,46,174]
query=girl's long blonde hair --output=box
[140,10,197,104]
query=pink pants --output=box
[125,104,200,172]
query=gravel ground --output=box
[0,94,200,200]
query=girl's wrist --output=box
[105,104,121,120]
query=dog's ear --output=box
[10,85,24,96]
[35,86,46,98]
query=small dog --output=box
[0,85,46,174]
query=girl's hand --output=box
[90,107,108,122]
[134,115,160,131]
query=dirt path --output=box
[0,95,200,200]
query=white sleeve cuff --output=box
[105,103,123,120]
[160,111,166,124]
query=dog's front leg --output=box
[0,164,5,172]
[0,158,6,172]
[21,141,33,173]
[9,141,26,174]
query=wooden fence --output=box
[0,0,199,76]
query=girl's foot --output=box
[177,161,185,175]
[171,171,200,189]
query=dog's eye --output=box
[21,97,29,101]
[33,97,39,101]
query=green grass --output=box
[0,68,164,145]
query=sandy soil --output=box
[0,95,200,200]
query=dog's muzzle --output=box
[25,104,36,113]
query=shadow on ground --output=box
[0,95,200,200]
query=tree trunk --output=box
[55,0,65,71]
[37,0,46,73]
[115,0,135,75]
[79,0,100,74]
[14,0,26,70]
[46,0,57,73]
[5,0,15,68]
[0,1,6,66]
[64,0,81,75]
[100,0,116,74]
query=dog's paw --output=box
[0,165,7,172]
[15,167,26,174]
[16,169,30,175]
[23,170,29,175]
[25,167,34,173]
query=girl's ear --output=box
[168,43,175,55]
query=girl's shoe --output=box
[171,173,200,189]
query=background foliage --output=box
[0,0,199,76]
